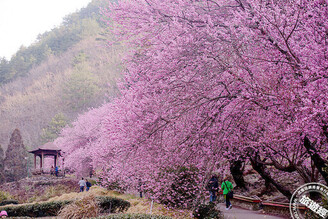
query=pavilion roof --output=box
[29,142,61,154]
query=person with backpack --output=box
[207,174,219,202]
[221,175,233,210]
[86,179,92,191]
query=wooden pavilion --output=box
[28,142,61,171]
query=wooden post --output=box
[34,154,36,169]
[41,151,44,171]
[54,155,57,167]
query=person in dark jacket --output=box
[207,174,219,202]
[55,166,59,177]
[86,179,92,191]
[50,166,54,176]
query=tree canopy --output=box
[57,0,328,205]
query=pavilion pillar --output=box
[34,154,36,169]
[54,155,57,167]
[41,151,44,170]
[57,151,59,167]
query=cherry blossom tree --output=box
[57,0,328,204]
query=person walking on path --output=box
[79,177,86,192]
[86,179,91,191]
[138,179,144,198]
[55,166,59,177]
[221,175,233,210]
[207,174,219,202]
[89,169,94,178]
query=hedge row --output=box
[193,202,223,219]
[0,200,19,206]
[97,196,131,213]
[0,196,130,217]
[0,200,71,217]
[95,213,172,219]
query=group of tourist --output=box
[50,166,59,177]
[78,177,92,192]
[207,174,234,210]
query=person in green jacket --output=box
[221,175,233,210]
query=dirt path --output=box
[218,203,289,219]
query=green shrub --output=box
[193,202,223,219]
[96,196,130,213]
[0,196,130,217]
[94,213,172,219]
[0,200,71,217]
[0,199,18,206]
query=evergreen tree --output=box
[4,129,27,182]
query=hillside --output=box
[0,0,125,150]
[0,176,78,203]
[0,176,192,218]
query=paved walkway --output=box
[218,203,288,219]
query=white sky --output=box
[0,0,93,60]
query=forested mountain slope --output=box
[0,0,124,150]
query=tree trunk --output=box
[249,152,292,200]
[230,159,247,189]
[303,136,328,185]
[295,165,312,183]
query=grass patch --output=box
[48,186,193,218]
[0,190,15,203]
[28,184,74,203]
[0,193,130,218]
[58,194,100,218]
[1,185,192,218]
[0,177,78,203]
